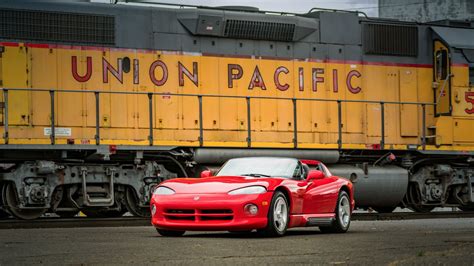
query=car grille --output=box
[163,209,233,222]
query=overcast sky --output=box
[113,0,379,17]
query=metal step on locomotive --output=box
[0,0,473,219]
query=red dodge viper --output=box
[150,157,354,237]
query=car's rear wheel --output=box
[156,228,185,237]
[320,191,351,233]
[257,191,289,237]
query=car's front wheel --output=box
[258,191,289,237]
[156,228,185,237]
[320,190,351,233]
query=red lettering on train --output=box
[298,67,304,91]
[133,59,139,85]
[466,91,474,114]
[274,66,289,91]
[347,70,362,94]
[149,60,168,86]
[312,68,324,92]
[71,56,363,94]
[178,62,198,87]
[102,58,123,84]
[228,64,243,88]
[248,66,266,90]
[71,56,92,82]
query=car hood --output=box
[159,176,282,194]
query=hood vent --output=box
[224,19,295,42]
[0,8,115,45]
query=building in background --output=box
[379,0,474,22]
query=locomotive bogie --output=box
[0,160,177,219]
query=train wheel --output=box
[0,184,10,219]
[2,183,46,220]
[125,187,150,218]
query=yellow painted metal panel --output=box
[399,68,419,137]
[178,55,200,130]
[453,118,474,143]
[344,63,364,134]
[292,62,311,133]
[435,116,453,145]
[1,44,473,152]
[30,48,57,127]
[451,66,468,87]
[57,49,83,127]
[2,46,30,125]
[106,51,135,129]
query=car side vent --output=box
[363,23,418,57]
[224,19,295,42]
[0,8,115,45]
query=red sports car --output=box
[150,157,354,237]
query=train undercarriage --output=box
[0,147,473,220]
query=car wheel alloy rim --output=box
[339,195,351,228]
[273,197,288,231]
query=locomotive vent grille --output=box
[0,8,115,45]
[363,23,418,57]
[224,19,295,42]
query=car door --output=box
[302,163,340,214]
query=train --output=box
[0,0,473,219]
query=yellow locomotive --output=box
[0,0,472,219]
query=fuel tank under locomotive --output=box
[328,165,409,212]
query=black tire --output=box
[257,191,289,237]
[320,191,351,234]
[373,206,396,213]
[156,228,185,237]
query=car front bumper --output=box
[151,192,273,231]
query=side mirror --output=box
[306,170,325,182]
[200,170,212,178]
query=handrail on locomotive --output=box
[0,87,436,150]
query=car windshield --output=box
[216,157,299,178]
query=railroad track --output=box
[1,211,474,229]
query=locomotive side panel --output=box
[1,44,439,148]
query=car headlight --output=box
[228,186,267,195]
[153,186,175,195]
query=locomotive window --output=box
[461,49,474,84]
[469,64,474,85]
[436,50,448,80]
